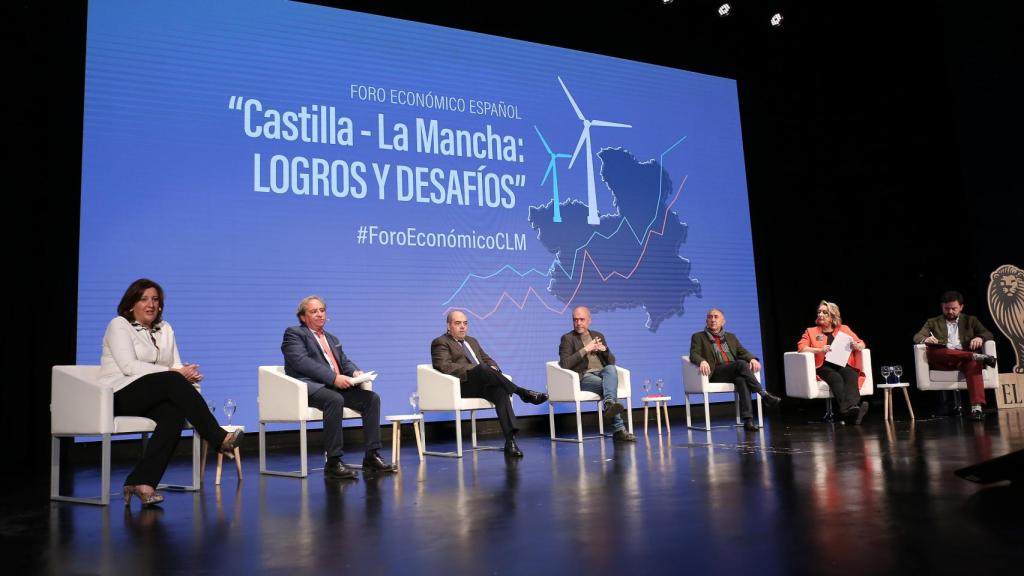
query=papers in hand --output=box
[350,371,378,384]
[824,332,854,366]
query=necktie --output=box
[316,331,340,375]
[460,340,479,365]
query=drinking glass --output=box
[223,398,237,425]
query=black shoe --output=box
[742,418,760,431]
[603,400,625,420]
[324,459,358,480]
[504,437,524,457]
[362,450,398,473]
[854,401,870,425]
[761,391,782,408]
[218,429,245,456]
[840,406,860,425]
[974,354,997,369]
[970,408,985,421]
[612,429,637,442]
[517,389,548,405]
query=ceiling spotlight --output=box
[770,13,784,27]
[718,4,731,17]
[663,0,674,5]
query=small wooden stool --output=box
[201,425,244,485]
[641,395,672,436]
[876,383,915,421]
[385,414,424,465]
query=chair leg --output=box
[101,434,111,506]
[299,421,308,478]
[455,409,464,458]
[596,400,605,437]
[735,395,741,425]
[259,422,267,474]
[755,394,764,428]
[703,392,712,430]
[823,396,835,422]
[471,410,479,449]
[685,393,693,428]
[549,404,556,441]
[50,436,60,501]
[576,401,585,442]
[626,396,633,434]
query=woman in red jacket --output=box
[797,301,870,425]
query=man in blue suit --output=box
[282,295,396,479]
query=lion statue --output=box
[988,264,1024,373]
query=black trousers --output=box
[816,362,861,412]
[309,385,382,460]
[114,371,228,488]
[709,361,763,419]
[462,364,518,439]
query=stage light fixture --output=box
[663,0,674,5]
[718,4,731,17]
[770,13,784,27]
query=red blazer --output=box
[797,325,867,389]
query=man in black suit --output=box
[282,295,396,479]
[688,308,780,431]
[558,306,635,442]
[430,309,548,457]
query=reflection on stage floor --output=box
[16,411,1024,574]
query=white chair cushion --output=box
[111,417,157,434]
[929,370,965,383]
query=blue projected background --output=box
[77,0,762,431]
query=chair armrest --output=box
[784,352,818,399]
[681,355,710,393]
[546,361,582,401]
[51,366,112,435]
[860,348,874,395]
[258,366,310,421]
[614,366,631,399]
[417,364,460,410]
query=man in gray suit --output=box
[282,295,396,479]
[430,309,548,457]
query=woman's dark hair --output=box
[117,278,165,326]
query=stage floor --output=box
[12,412,1024,575]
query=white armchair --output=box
[784,349,874,420]
[50,365,201,505]
[681,355,763,431]
[913,342,998,410]
[257,365,369,478]
[546,361,633,443]
[416,364,507,458]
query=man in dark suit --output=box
[558,306,635,442]
[282,295,396,479]
[430,309,548,457]
[688,308,780,431]
[913,290,997,420]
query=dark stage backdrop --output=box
[12,0,1019,476]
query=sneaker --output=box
[612,429,637,443]
[602,399,625,420]
[970,408,985,421]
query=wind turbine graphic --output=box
[534,126,571,223]
[558,76,632,225]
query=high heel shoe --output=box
[123,484,164,507]
[218,429,245,456]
